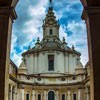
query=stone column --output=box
[80,0,100,100]
[68,54,70,73]
[13,89,18,100]
[12,89,16,100]
[78,89,81,100]
[85,88,88,100]
[65,53,68,73]
[35,92,37,100]
[87,92,89,100]
[42,52,45,72]
[56,91,59,100]
[44,91,46,100]
[86,88,90,100]
[8,89,11,100]
[67,90,71,100]
[10,86,12,100]
[54,53,57,72]
[15,90,17,100]
[20,89,24,100]
[0,1,18,100]
[34,54,38,73]
[32,90,35,100]
[45,53,48,71]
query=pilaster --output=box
[64,53,69,73]
[21,89,24,100]
[44,91,46,100]
[32,90,35,100]
[78,89,81,100]
[57,91,59,100]
[34,53,38,73]
[0,1,18,100]
[67,90,71,100]
[80,0,100,99]
[10,86,12,100]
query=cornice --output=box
[22,48,80,57]
[0,0,19,7]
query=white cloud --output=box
[59,25,68,41]
[11,53,22,66]
[11,33,17,53]
[66,21,88,66]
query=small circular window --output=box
[37,78,41,81]
[73,76,76,80]
[27,76,30,80]
[61,78,65,81]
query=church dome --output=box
[21,1,82,75]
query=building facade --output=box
[8,2,90,100]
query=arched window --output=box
[26,93,30,100]
[73,93,76,100]
[62,94,65,100]
[48,91,55,100]
[49,29,53,35]
[38,94,41,100]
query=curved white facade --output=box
[24,51,80,74]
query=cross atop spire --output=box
[49,0,53,7]
[49,0,52,3]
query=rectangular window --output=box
[73,94,76,100]
[38,94,41,100]
[48,55,54,71]
[49,29,53,35]
[62,94,65,100]
[26,94,29,100]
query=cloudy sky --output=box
[11,0,88,66]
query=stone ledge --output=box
[0,0,19,7]
[0,7,17,20]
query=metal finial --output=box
[49,0,53,8]
[50,0,52,3]
[37,37,40,43]
[72,45,75,50]
[28,45,31,50]
[63,37,65,42]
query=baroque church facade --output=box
[8,2,90,100]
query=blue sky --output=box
[11,0,88,66]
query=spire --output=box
[42,0,60,40]
[42,0,59,28]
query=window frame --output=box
[61,93,66,100]
[73,93,76,100]
[48,55,54,71]
[26,93,30,100]
[49,29,53,35]
[48,91,55,100]
[37,93,41,100]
